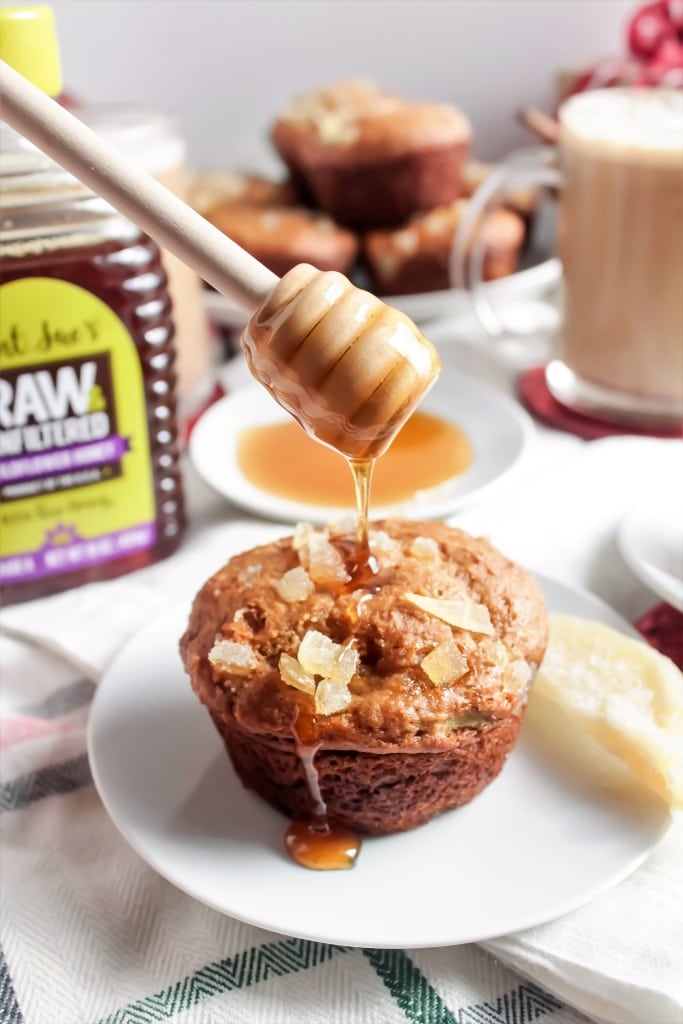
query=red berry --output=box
[666,0,683,30]
[628,2,676,59]
[650,35,683,68]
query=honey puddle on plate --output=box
[237,411,473,507]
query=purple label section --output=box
[0,522,156,583]
[0,436,130,484]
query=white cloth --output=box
[487,821,683,1024]
[1,433,682,1024]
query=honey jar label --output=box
[0,277,156,583]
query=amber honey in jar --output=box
[0,7,186,604]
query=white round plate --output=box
[189,370,535,525]
[88,566,670,949]
[618,480,683,612]
[203,258,561,331]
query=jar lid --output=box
[0,5,62,96]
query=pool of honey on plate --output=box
[236,410,473,507]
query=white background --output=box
[50,0,635,170]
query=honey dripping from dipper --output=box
[242,265,441,870]
[283,459,377,872]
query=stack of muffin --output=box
[191,80,530,296]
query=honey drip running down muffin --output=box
[181,519,548,838]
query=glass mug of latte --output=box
[454,89,683,428]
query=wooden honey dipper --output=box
[0,61,441,463]
[244,265,440,459]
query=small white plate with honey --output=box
[189,369,535,524]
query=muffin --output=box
[189,170,298,216]
[272,79,402,200]
[181,519,548,835]
[204,203,359,277]
[273,80,471,227]
[365,199,526,295]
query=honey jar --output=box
[0,6,186,604]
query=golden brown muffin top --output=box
[273,79,471,166]
[277,79,402,127]
[272,79,400,165]
[294,105,472,165]
[181,520,548,752]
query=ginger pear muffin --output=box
[204,203,359,277]
[365,199,526,295]
[273,80,471,227]
[181,519,548,835]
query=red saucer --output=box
[518,366,683,441]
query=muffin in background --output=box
[273,80,472,227]
[205,202,359,277]
[180,519,548,835]
[365,200,525,295]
